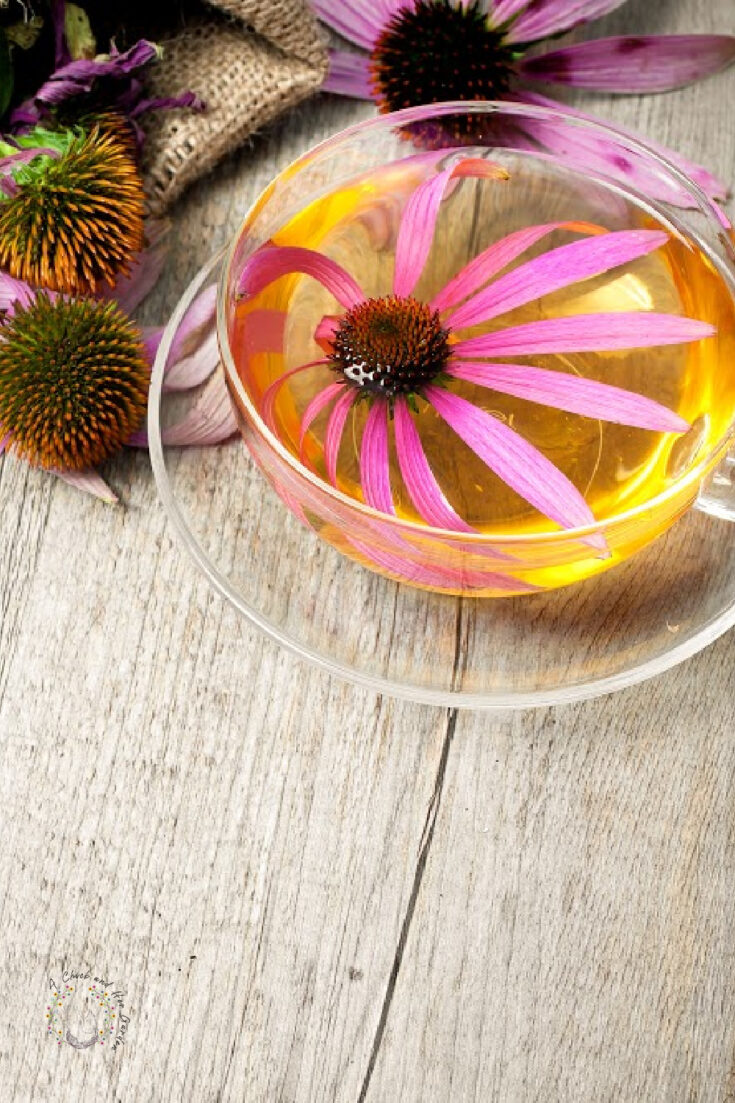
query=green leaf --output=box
[0,29,13,121]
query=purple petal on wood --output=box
[159,373,238,447]
[261,360,329,431]
[299,382,344,459]
[169,284,218,363]
[521,35,735,93]
[425,384,602,540]
[101,219,169,314]
[449,360,690,432]
[325,388,356,485]
[447,229,667,330]
[394,158,508,298]
[56,468,119,504]
[164,329,220,393]
[431,220,604,314]
[455,312,715,358]
[34,39,159,106]
[393,398,474,531]
[0,271,35,313]
[491,0,533,27]
[360,399,394,514]
[310,0,399,48]
[240,245,365,311]
[506,0,627,44]
[323,49,373,98]
[515,90,729,204]
[141,326,163,364]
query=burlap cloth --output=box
[141,0,328,214]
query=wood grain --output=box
[2,0,735,1099]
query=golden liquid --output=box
[229,155,735,592]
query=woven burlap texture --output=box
[142,0,327,214]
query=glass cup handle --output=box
[696,449,735,521]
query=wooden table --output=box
[3,1,735,1099]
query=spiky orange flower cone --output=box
[0,126,145,294]
[0,293,149,470]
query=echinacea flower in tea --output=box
[314,0,735,205]
[237,156,713,542]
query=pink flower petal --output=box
[141,326,162,364]
[310,0,393,48]
[299,382,344,459]
[325,388,357,485]
[393,158,508,299]
[425,384,602,540]
[169,284,218,364]
[447,229,667,330]
[164,329,220,393]
[522,35,735,93]
[506,0,627,44]
[101,219,169,314]
[240,310,286,357]
[0,271,35,314]
[360,399,394,514]
[449,360,689,432]
[261,360,329,431]
[430,220,605,314]
[491,0,533,27]
[454,312,714,359]
[240,245,364,312]
[56,468,118,504]
[347,535,529,592]
[315,314,340,354]
[393,398,474,531]
[161,373,238,447]
[515,90,728,204]
[323,50,373,98]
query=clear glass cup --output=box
[149,102,735,708]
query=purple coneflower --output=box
[241,156,713,541]
[314,0,735,204]
[0,272,235,503]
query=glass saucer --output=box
[148,245,735,711]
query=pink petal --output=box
[515,90,729,204]
[310,0,393,48]
[455,312,715,358]
[325,388,356,485]
[0,271,35,314]
[56,468,118,504]
[169,284,218,364]
[261,360,329,431]
[425,384,601,538]
[164,329,220,393]
[506,0,627,43]
[101,219,169,314]
[491,0,533,27]
[161,374,238,447]
[447,229,667,330]
[240,245,364,312]
[240,310,286,357]
[449,360,689,432]
[299,382,344,459]
[315,314,341,354]
[393,158,508,298]
[360,399,394,514]
[522,35,735,93]
[141,326,163,363]
[393,398,474,531]
[323,50,373,98]
[347,535,529,592]
[431,220,605,314]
